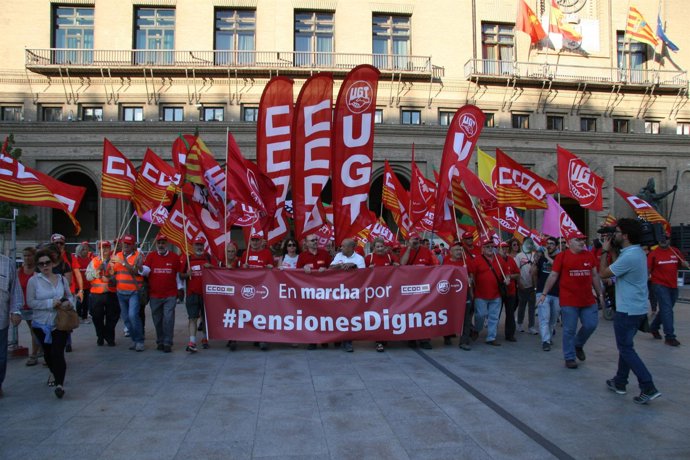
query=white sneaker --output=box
[528,327,539,335]
[518,326,525,333]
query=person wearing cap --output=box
[646,232,689,347]
[498,241,520,343]
[72,242,94,324]
[330,238,365,353]
[532,237,561,352]
[181,236,214,353]
[461,231,481,258]
[599,218,661,404]
[539,229,604,369]
[242,231,274,269]
[470,237,511,346]
[109,234,146,352]
[141,234,183,353]
[443,240,474,350]
[85,241,119,346]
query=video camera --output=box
[597,219,665,247]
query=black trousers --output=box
[503,294,518,339]
[76,289,91,319]
[90,292,120,344]
[33,328,69,386]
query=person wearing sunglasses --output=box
[278,238,301,270]
[26,248,74,399]
[296,236,332,273]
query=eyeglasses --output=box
[287,243,297,247]
[37,260,51,267]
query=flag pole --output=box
[224,127,230,267]
[180,191,191,268]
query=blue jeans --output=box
[613,311,654,392]
[117,290,143,344]
[150,297,176,346]
[475,297,501,341]
[650,284,678,339]
[561,304,598,361]
[0,327,8,388]
[537,293,560,344]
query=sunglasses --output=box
[287,243,297,247]
[37,260,52,267]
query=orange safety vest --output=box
[113,251,144,292]
[90,258,116,294]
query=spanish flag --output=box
[517,0,547,44]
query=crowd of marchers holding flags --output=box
[0,67,686,406]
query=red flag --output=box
[291,73,333,241]
[0,152,85,234]
[171,134,197,179]
[257,76,294,244]
[159,199,212,257]
[495,148,556,209]
[517,0,547,44]
[410,160,436,232]
[332,65,380,246]
[615,187,670,233]
[456,162,495,201]
[557,145,604,211]
[433,105,486,236]
[382,161,412,239]
[132,148,179,217]
[101,138,136,200]
[225,132,277,234]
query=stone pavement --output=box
[2,300,690,460]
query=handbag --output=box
[483,255,508,301]
[54,276,80,332]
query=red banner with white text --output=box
[101,138,136,200]
[495,148,557,209]
[291,73,333,242]
[203,265,468,342]
[332,65,380,246]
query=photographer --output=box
[599,218,661,405]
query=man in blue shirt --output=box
[599,218,661,405]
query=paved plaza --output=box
[2,298,690,460]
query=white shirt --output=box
[331,252,365,269]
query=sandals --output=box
[26,356,39,366]
[376,343,385,353]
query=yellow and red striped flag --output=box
[626,7,658,47]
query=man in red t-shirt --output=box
[181,236,214,352]
[297,235,332,273]
[648,233,689,346]
[470,237,511,346]
[365,238,399,267]
[400,232,438,349]
[443,240,474,349]
[241,230,274,269]
[498,241,520,342]
[462,231,482,258]
[142,234,183,353]
[539,229,605,369]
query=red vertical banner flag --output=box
[495,148,556,209]
[332,64,380,246]
[410,160,436,232]
[557,145,604,211]
[159,199,212,258]
[517,0,547,44]
[433,105,486,236]
[257,76,294,244]
[132,148,180,217]
[615,187,671,233]
[101,138,137,200]
[382,160,412,239]
[291,73,334,242]
[171,133,198,180]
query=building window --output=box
[81,107,102,121]
[242,105,259,122]
[484,113,495,127]
[547,115,564,131]
[512,113,529,129]
[613,118,629,133]
[645,120,660,134]
[581,117,597,132]
[294,11,334,67]
[617,31,647,83]
[123,107,144,122]
[203,107,224,122]
[372,14,410,70]
[482,23,514,75]
[215,9,255,65]
[53,6,94,64]
[42,107,63,122]
[135,8,175,65]
[402,109,421,125]
[374,109,383,124]
[1,106,23,121]
[162,107,184,122]
[439,110,454,126]
[677,122,690,135]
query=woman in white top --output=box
[278,238,301,270]
[27,248,74,399]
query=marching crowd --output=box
[1,218,686,404]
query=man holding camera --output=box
[599,218,661,405]
[647,232,689,347]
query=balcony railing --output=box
[25,48,444,79]
[464,59,688,88]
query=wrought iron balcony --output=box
[25,48,444,81]
[464,59,688,91]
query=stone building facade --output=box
[1,0,689,246]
